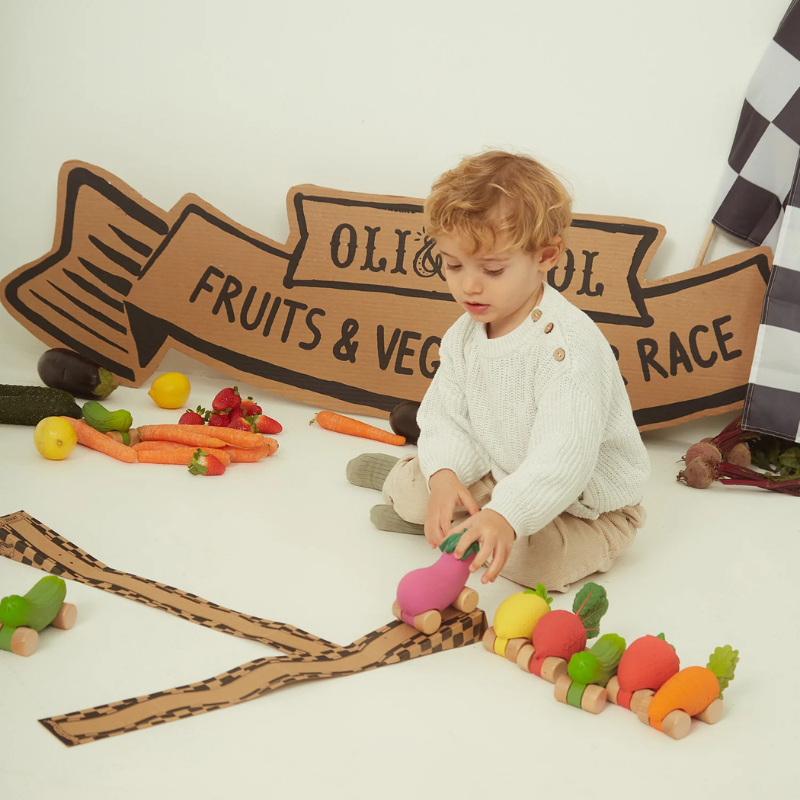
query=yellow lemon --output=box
[148,372,191,408]
[494,591,551,640]
[34,417,78,460]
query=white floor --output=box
[0,347,796,800]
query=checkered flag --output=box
[712,1,800,442]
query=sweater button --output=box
[531,309,542,322]
[554,348,565,361]
[545,322,554,333]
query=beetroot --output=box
[684,440,721,465]
[678,457,716,489]
[723,442,751,468]
[677,415,800,496]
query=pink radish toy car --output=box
[392,532,480,634]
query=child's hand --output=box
[425,469,479,548]
[450,509,515,584]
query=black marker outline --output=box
[285,196,662,326]
[630,251,770,426]
[125,302,407,413]
[2,167,167,380]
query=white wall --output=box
[0,0,790,360]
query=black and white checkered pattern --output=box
[712,2,800,442]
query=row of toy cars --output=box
[389,531,738,741]
[483,585,738,740]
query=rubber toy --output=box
[392,532,479,634]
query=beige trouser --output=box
[381,454,645,593]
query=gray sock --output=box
[370,505,425,535]
[346,453,400,491]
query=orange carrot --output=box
[62,417,138,463]
[133,441,232,464]
[647,667,719,731]
[132,441,185,451]
[311,411,405,446]
[137,447,232,466]
[136,425,226,448]
[176,424,264,449]
[223,439,278,462]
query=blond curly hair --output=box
[425,150,572,254]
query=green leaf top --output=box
[749,435,800,478]
[654,632,677,651]
[188,448,210,476]
[707,645,739,698]
[523,583,553,606]
[572,582,609,639]
[779,447,800,475]
[439,531,480,561]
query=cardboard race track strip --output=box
[40,609,482,747]
[0,511,486,747]
[0,511,344,658]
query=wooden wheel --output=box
[392,602,441,635]
[413,610,442,635]
[554,675,572,704]
[5,626,38,657]
[662,709,692,740]
[636,695,653,726]
[51,602,77,631]
[606,675,620,704]
[504,638,528,664]
[540,656,568,684]
[452,587,478,614]
[697,698,723,725]
[482,627,497,653]
[516,643,535,672]
[630,689,655,715]
[580,685,607,715]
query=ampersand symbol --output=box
[333,318,360,362]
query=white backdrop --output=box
[1,5,798,798]
[0,0,790,360]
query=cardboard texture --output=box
[0,510,485,746]
[0,162,772,431]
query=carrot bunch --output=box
[62,418,278,475]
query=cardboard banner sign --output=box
[0,162,771,431]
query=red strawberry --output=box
[208,411,230,427]
[247,414,282,434]
[188,448,226,476]
[212,386,240,412]
[240,397,262,416]
[179,406,207,425]
[228,416,253,432]
[228,406,245,423]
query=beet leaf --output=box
[572,582,608,639]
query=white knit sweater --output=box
[417,282,650,538]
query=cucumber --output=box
[0,384,82,426]
[0,576,67,631]
[82,400,132,433]
[37,348,119,400]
